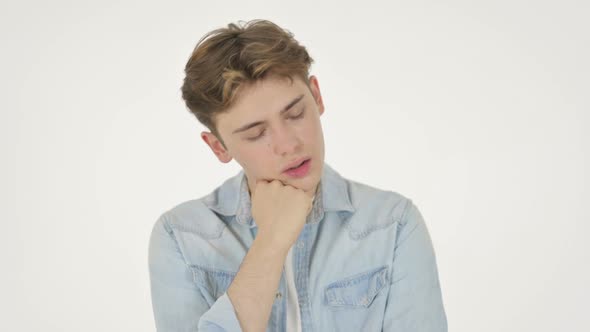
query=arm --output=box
[226,232,290,332]
[225,179,310,331]
[149,214,294,332]
[149,180,309,331]
[382,201,448,331]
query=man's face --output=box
[201,74,325,198]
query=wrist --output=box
[254,231,291,255]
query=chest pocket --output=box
[190,265,237,307]
[323,265,390,331]
[324,265,389,308]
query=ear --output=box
[308,75,325,116]
[201,131,233,163]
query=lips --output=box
[292,160,307,169]
[282,157,310,173]
[283,158,311,178]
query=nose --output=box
[271,125,302,156]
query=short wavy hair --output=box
[181,19,314,144]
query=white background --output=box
[1,0,588,331]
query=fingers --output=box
[254,178,308,196]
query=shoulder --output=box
[150,170,244,239]
[350,179,411,217]
[345,175,414,221]
[340,175,418,238]
[151,197,228,240]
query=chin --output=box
[300,169,322,193]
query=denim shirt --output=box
[148,163,447,331]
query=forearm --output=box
[227,233,289,332]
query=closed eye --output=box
[245,108,305,141]
[246,129,266,141]
[288,108,305,120]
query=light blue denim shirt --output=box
[148,163,447,331]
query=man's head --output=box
[181,20,325,197]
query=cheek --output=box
[237,147,273,171]
[300,119,322,143]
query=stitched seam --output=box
[395,200,421,248]
[347,219,398,240]
[189,264,238,276]
[326,266,387,289]
[169,223,226,239]
[159,213,193,268]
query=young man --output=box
[149,19,447,331]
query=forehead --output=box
[217,76,309,126]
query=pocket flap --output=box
[324,265,389,308]
[191,265,237,299]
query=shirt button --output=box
[297,242,304,249]
[275,292,282,299]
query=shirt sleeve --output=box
[382,200,448,331]
[148,213,243,331]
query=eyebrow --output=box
[231,94,305,134]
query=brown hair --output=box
[181,19,314,147]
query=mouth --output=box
[283,157,309,172]
[283,158,312,178]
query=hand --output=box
[251,179,313,251]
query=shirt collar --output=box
[203,163,355,228]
